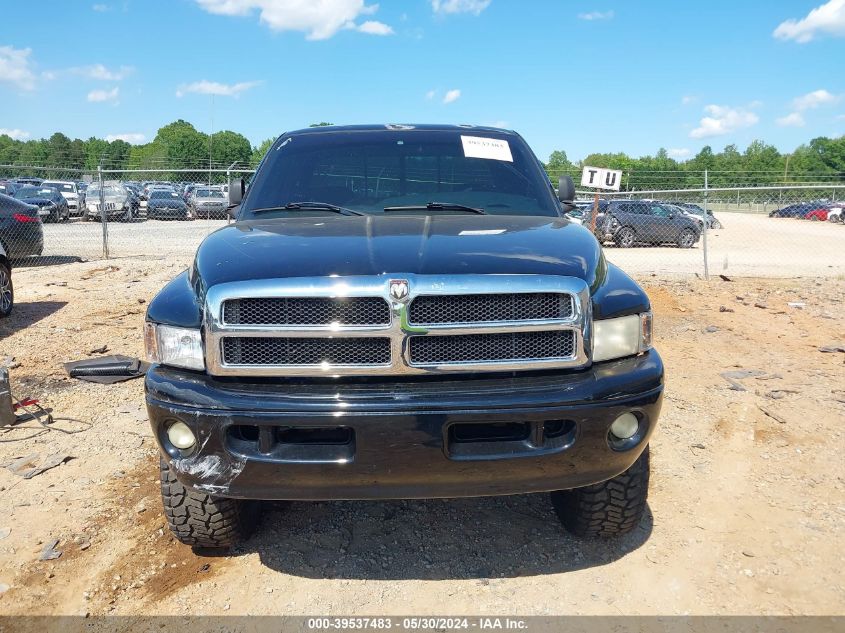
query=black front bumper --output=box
[146,351,663,500]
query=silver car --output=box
[84,184,133,222]
[189,187,227,219]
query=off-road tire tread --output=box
[551,446,650,537]
[159,457,254,548]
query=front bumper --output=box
[146,350,663,500]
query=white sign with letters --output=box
[461,136,513,162]
[580,166,622,191]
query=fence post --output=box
[98,165,109,259]
[702,169,709,280]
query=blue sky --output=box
[1,0,843,162]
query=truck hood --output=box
[193,214,605,293]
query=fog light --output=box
[166,421,196,450]
[610,412,639,440]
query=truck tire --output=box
[711,219,722,229]
[550,445,649,537]
[159,457,258,549]
[614,227,636,248]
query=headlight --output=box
[144,323,205,370]
[592,313,652,362]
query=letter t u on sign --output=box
[580,166,623,191]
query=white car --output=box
[827,206,844,223]
[42,180,82,217]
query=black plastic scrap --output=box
[63,355,149,384]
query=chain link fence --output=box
[2,163,843,278]
[0,165,254,265]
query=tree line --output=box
[1,119,843,189]
[544,136,845,190]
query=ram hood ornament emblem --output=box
[389,279,410,302]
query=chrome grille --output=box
[204,275,590,377]
[409,331,575,365]
[409,293,572,325]
[222,337,391,366]
[223,297,390,326]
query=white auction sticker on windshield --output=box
[461,136,513,162]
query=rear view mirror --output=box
[228,178,244,206]
[558,176,575,209]
[226,205,238,219]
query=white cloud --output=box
[792,88,840,110]
[176,79,262,97]
[431,0,491,15]
[0,45,37,91]
[79,63,134,81]
[92,3,110,10]
[681,95,697,106]
[578,10,614,20]
[194,0,391,40]
[442,89,461,104]
[776,112,806,127]
[0,128,31,140]
[425,89,437,100]
[774,0,845,43]
[87,86,120,103]
[689,104,759,139]
[668,148,691,159]
[353,20,393,35]
[105,133,146,144]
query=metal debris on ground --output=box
[1,453,73,479]
[39,538,62,561]
[720,369,767,391]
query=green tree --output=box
[210,130,252,167]
[250,138,275,167]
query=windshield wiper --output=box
[251,202,364,216]
[382,202,486,215]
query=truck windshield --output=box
[240,129,559,218]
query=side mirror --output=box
[226,205,239,219]
[228,177,244,206]
[557,175,575,204]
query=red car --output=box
[804,206,831,221]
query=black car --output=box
[144,124,663,548]
[146,190,190,220]
[0,193,44,259]
[12,185,70,223]
[0,181,19,197]
[597,199,701,248]
[0,242,11,317]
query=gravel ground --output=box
[34,212,845,278]
[0,257,843,616]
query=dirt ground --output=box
[0,256,843,616]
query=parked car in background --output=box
[188,187,227,219]
[0,241,11,318]
[0,192,43,259]
[597,200,701,248]
[42,180,83,217]
[12,177,43,187]
[769,202,821,218]
[13,185,70,223]
[146,190,190,220]
[84,183,134,222]
[666,201,723,229]
[827,206,844,223]
[804,206,833,221]
[0,181,19,197]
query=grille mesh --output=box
[222,337,391,366]
[408,293,573,325]
[409,330,575,365]
[223,297,390,326]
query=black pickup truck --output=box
[144,125,663,548]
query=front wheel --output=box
[550,445,650,537]
[160,457,259,549]
[710,219,722,229]
[614,227,636,248]
[0,262,13,317]
[677,228,696,248]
